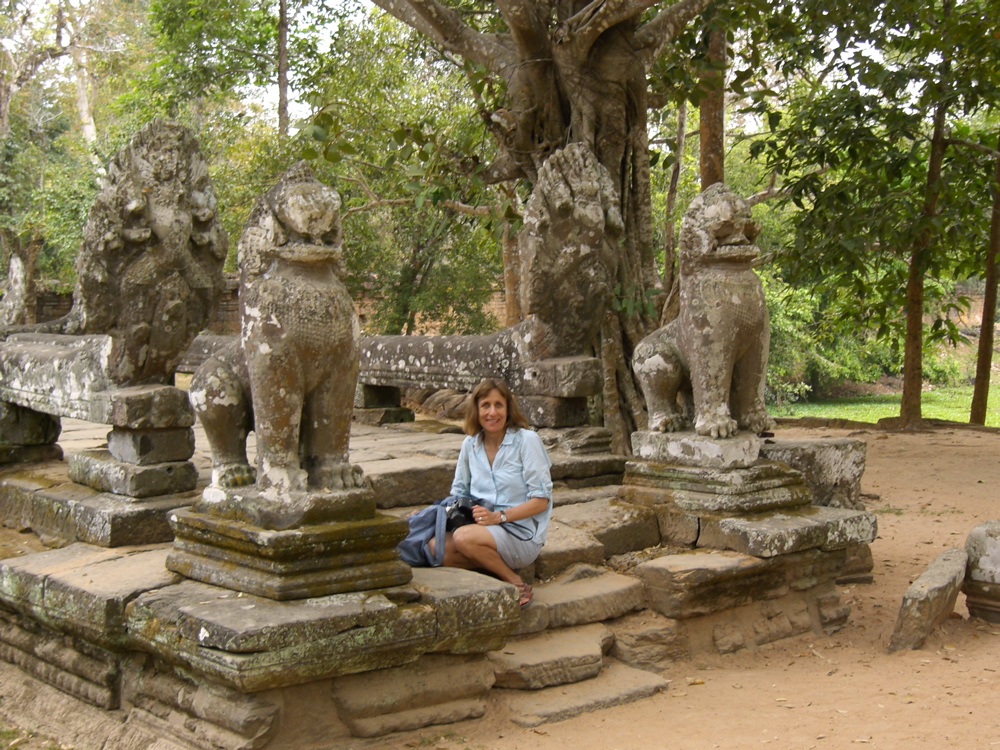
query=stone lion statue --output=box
[190,162,363,494]
[633,183,773,439]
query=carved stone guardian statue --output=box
[168,164,410,599]
[633,182,774,441]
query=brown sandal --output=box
[517,582,533,608]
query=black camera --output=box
[445,496,478,531]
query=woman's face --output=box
[477,388,508,438]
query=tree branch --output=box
[496,0,551,60]
[945,137,1000,160]
[555,0,660,56]
[635,0,714,68]
[340,171,495,217]
[369,0,517,73]
[14,44,67,88]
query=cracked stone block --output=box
[760,438,866,509]
[699,513,827,557]
[106,427,195,465]
[699,506,877,558]
[553,498,659,557]
[636,548,844,619]
[534,521,604,580]
[608,611,689,669]
[532,564,644,628]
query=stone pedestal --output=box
[631,430,762,469]
[618,430,877,564]
[167,484,412,600]
[353,383,414,425]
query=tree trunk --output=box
[900,99,949,426]
[660,100,687,325]
[0,85,12,140]
[699,25,726,189]
[367,0,714,448]
[0,234,41,326]
[970,128,1000,425]
[71,44,99,155]
[501,224,521,326]
[277,0,289,136]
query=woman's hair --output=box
[462,378,530,436]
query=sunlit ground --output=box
[776,379,1000,428]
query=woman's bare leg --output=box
[428,526,523,585]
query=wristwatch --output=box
[499,511,508,524]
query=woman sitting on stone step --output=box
[431,378,552,608]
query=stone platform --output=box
[0,419,881,746]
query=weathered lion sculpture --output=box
[633,183,773,439]
[190,162,363,494]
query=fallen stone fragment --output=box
[888,547,967,653]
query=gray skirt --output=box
[487,525,543,569]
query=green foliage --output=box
[0,120,99,284]
[300,11,503,335]
[194,112,299,268]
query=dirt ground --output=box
[3,421,1000,750]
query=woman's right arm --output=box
[449,437,473,498]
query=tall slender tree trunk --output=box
[662,100,686,292]
[0,86,13,140]
[900,100,949,426]
[71,45,98,146]
[277,0,289,136]
[699,26,726,189]
[501,225,521,326]
[970,126,1000,425]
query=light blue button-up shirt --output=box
[450,427,553,544]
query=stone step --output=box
[534,521,604,580]
[515,564,644,635]
[698,505,877,558]
[551,485,620,507]
[553,498,659,557]
[499,660,668,727]
[549,453,626,489]
[489,623,613,690]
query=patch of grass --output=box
[780,381,1000,428]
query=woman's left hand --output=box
[472,506,500,525]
